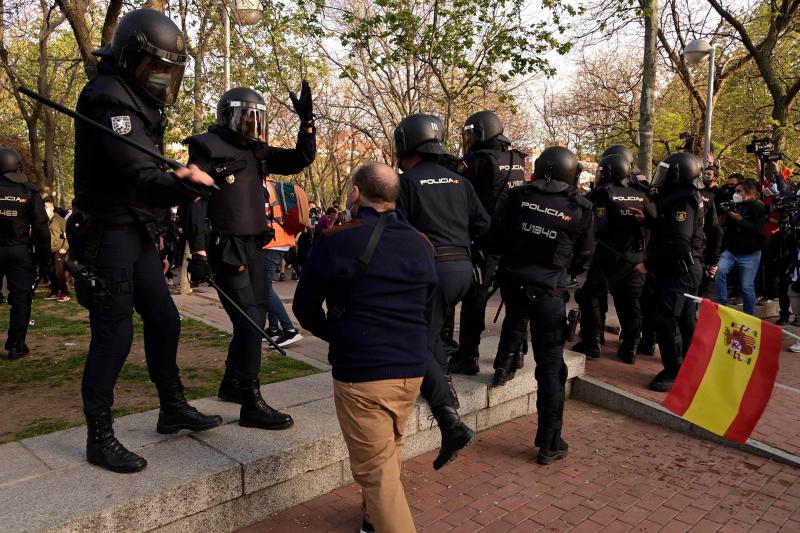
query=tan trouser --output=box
[333,377,422,533]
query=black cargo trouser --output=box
[419,259,472,409]
[496,279,567,431]
[457,254,499,354]
[210,236,267,381]
[73,226,180,416]
[653,262,703,377]
[0,244,34,348]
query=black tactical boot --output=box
[447,373,460,410]
[86,411,147,473]
[617,340,638,365]
[572,337,600,358]
[492,368,513,387]
[156,381,223,434]
[535,428,569,465]
[239,379,294,430]
[431,405,475,470]
[448,347,480,376]
[636,343,655,357]
[649,369,675,392]
[7,341,29,361]
[217,369,241,403]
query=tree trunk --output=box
[772,96,789,151]
[638,0,658,178]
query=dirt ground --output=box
[0,288,318,443]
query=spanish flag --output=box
[663,299,782,443]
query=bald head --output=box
[352,163,400,204]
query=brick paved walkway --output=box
[240,400,799,533]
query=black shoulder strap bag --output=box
[329,212,391,319]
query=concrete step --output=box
[0,350,585,533]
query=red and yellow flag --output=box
[663,298,782,443]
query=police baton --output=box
[205,276,287,356]
[17,85,219,193]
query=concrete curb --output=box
[571,375,800,469]
[0,353,585,532]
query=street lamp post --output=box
[222,0,264,91]
[684,39,716,166]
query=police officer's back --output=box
[70,9,221,474]
[489,146,594,465]
[450,110,526,375]
[0,148,49,360]
[644,152,707,391]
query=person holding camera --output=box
[715,180,765,316]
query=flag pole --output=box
[683,293,800,342]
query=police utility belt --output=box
[434,245,471,263]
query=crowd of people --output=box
[2,7,799,533]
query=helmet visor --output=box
[132,52,186,106]
[650,161,671,189]
[462,124,478,155]
[222,101,268,142]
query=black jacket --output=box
[73,60,195,225]
[723,199,765,256]
[646,187,706,273]
[397,159,490,249]
[0,176,50,268]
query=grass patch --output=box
[0,417,84,445]
[0,352,86,390]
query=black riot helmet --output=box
[651,152,704,190]
[0,148,26,183]
[393,113,451,160]
[95,9,189,107]
[597,154,632,186]
[601,144,635,165]
[217,87,268,143]
[462,110,510,153]
[533,146,582,187]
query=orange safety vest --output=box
[263,179,296,249]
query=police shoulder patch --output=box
[675,211,687,222]
[595,207,606,217]
[110,115,132,135]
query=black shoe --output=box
[239,379,294,430]
[217,372,241,403]
[156,381,223,434]
[448,348,480,375]
[650,370,675,392]
[431,406,475,470]
[636,343,655,356]
[585,346,601,359]
[572,338,600,358]
[359,518,376,533]
[570,339,589,354]
[776,317,790,326]
[617,342,637,365]
[275,329,303,347]
[7,342,29,361]
[491,368,513,387]
[536,430,569,465]
[86,411,147,473]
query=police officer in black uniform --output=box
[395,113,490,469]
[70,9,222,473]
[184,85,315,430]
[489,146,594,464]
[575,153,656,363]
[572,144,635,358]
[448,110,527,376]
[643,153,707,391]
[0,148,49,360]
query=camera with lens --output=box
[718,201,740,214]
[746,137,784,162]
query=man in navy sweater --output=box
[294,162,437,533]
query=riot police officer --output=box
[489,146,594,464]
[575,154,656,363]
[70,9,222,473]
[449,110,527,376]
[395,113,490,469]
[643,153,707,391]
[184,85,315,430]
[0,148,49,360]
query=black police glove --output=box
[289,80,314,124]
[187,254,212,284]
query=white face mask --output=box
[732,192,743,203]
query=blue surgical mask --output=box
[148,72,171,91]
